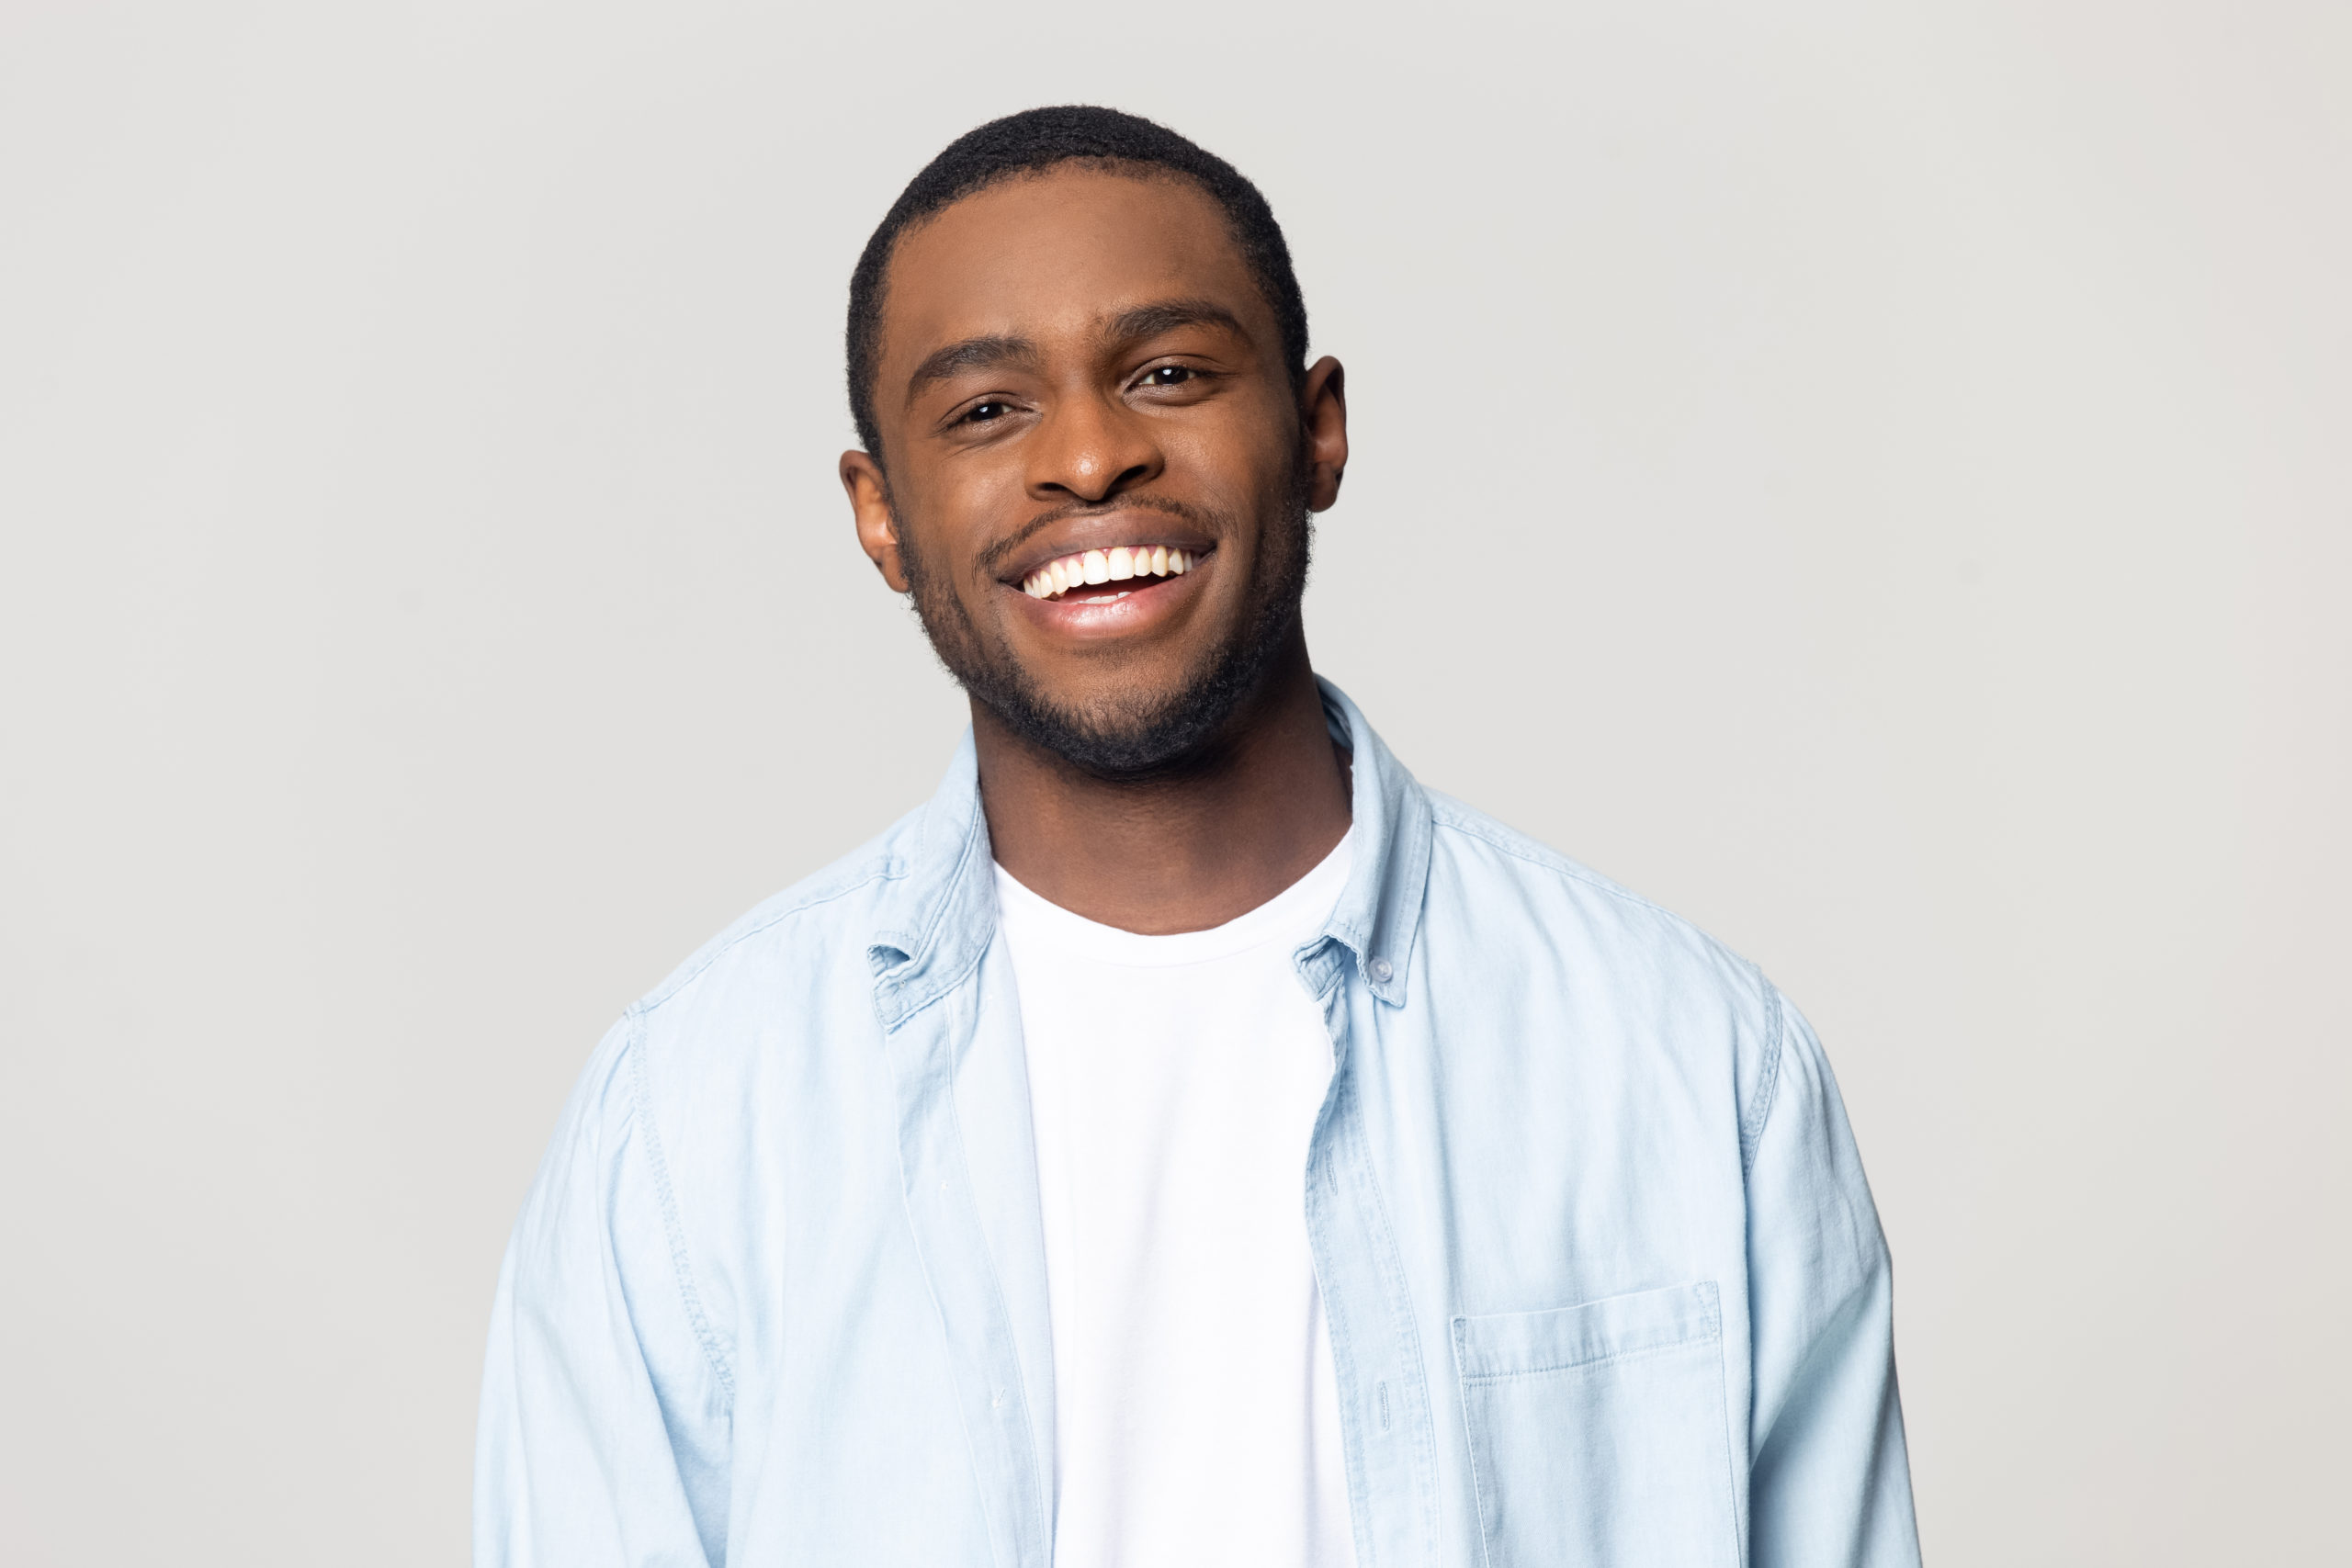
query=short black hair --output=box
[845,106,1310,461]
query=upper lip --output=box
[992,509,1216,587]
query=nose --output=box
[1024,389,1163,504]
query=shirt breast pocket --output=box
[1452,1280,1738,1568]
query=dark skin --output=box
[841,167,1351,933]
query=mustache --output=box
[973,493,1221,578]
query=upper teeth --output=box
[1023,546,1191,599]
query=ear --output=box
[840,449,910,592]
[1300,356,1349,513]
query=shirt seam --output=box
[1456,1337,1722,1383]
[1741,980,1788,1179]
[625,1008,739,1404]
[1425,806,1685,926]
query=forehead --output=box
[878,166,1272,371]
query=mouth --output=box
[1013,543,1199,604]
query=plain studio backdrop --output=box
[3,1,2346,1562]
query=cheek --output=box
[1166,434,1298,522]
[888,482,998,588]
[1173,395,1299,498]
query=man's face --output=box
[842,166,1345,776]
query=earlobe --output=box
[865,537,908,592]
[840,449,913,593]
[1300,356,1350,513]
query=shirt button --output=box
[1368,956,1394,984]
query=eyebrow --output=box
[1103,297,1248,346]
[904,333,1041,406]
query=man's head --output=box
[839,107,1347,779]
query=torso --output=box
[992,832,1359,1568]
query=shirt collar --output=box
[865,676,1431,1027]
[1312,677,1432,1008]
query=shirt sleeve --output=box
[473,1021,732,1567]
[1743,987,1922,1567]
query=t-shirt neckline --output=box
[991,829,1355,969]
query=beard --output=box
[897,459,1314,781]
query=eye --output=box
[961,400,1013,424]
[1138,365,1195,388]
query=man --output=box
[476,106,1920,1568]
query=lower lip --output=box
[1010,558,1206,637]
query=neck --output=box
[974,627,1352,934]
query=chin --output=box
[988,676,1246,780]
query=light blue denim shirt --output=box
[475,681,1919,1567]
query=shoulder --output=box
[551,803,937,1242]
[632,804,929,1019]
[560,800,943,1134]
[1424,789,1763,994]
[1419,788,1787,1137]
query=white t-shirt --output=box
[991,833,1359,1568]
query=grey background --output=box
[4,1,2345,1562]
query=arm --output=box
[474,1022,732,1567]
[1744,987,1921,1567]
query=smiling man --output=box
[476,107,1921,1568]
